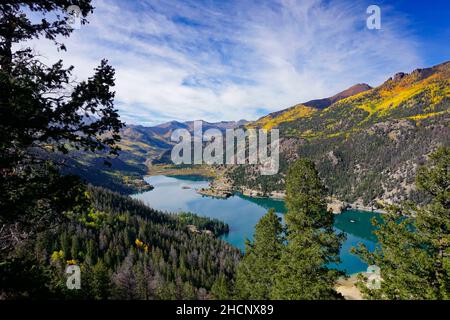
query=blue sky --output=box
[33,0,449,125]
[389,0,450,67]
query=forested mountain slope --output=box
[1,186,240,299]
[227,61,450,206]
[64,120,246,194]
[247,83,372,130]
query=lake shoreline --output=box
[147,165,217,178]
[144,169,387,214]
[237,188,387,214]
[134,174,381,275]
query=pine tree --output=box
[235,209,283,299]
[210,273,231,300]
[92,259,111,299]
[355,147,450,299]
[112,252,137,299]
[71,236,80,260]
[271,159,345,299]
[0,0,123,254]
[182,282,197,300]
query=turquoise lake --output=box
[132,175,381,275]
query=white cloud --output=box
[28,0,422,124]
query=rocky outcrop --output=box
[187,225,215,237]
[197,188,232,198]
[196,173,233,198]
[327,199,348,214]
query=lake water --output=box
[132,175,380,275]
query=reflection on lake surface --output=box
[132,175,380,274]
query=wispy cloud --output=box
[31,0,422,125]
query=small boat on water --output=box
[181,185,191,189]
[350,219,356,223]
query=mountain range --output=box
[64,119,248,193]
[68,61,449,206]
[228,61,450,206]
[247,83,373,130]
